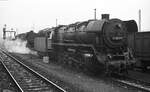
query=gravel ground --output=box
[0,60,19,92]
[11,53,141,92]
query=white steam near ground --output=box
[0,38,37,55]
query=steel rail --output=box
[0,49,67,92]
[112,77,150,92]
[0,56,24,92]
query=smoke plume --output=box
[0,38,37,55]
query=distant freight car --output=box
[127,32,150,70]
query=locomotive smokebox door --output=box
[103,19,127,48]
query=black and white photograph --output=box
[0,0,150,92]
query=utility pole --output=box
[94,8,96,20]
[3,24,6,39]
[56,19,58,27]
[33,23,35,31]
[139,9,141,32]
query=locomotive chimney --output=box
[101,14,109,20]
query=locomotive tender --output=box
[35,14,137,74]
[128,32,150,71]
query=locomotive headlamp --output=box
[116,24,122,29]
[84,53,93,57]
[107,54,112,59]
[112,37,123,40]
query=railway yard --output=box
[0,48,150,92]
[1,0,150,91]
[1,13,150,92]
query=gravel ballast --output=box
[12,53,140,92]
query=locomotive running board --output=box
[52,42,105,63]
[51,43,93,47]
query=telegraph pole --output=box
[139,9,141,32]
[3,24,6,39]
[94,8,97,20]
[56,19,58,27]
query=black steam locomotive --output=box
[34,14,137,74]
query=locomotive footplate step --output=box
[128,70,150,83]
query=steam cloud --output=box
[0,38,37,55]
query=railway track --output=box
[67,54,150,92]
[0,49,67,92]
[0,59,20,92]
[1,48,150,92]
[111,74,150,92]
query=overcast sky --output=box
[0,0,150,37]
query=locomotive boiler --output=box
[35,14,137,74]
